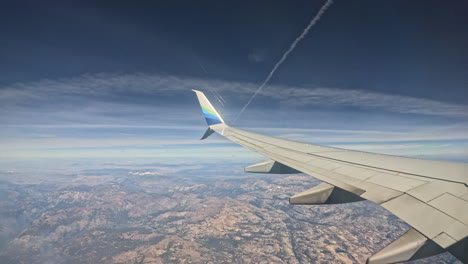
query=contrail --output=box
[233,0,334,123]
[197,61,208,74]
[215,90,226,104]
[197,60,226,106]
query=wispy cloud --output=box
[254,123,468,143]
[0,137,230,150]
[1,72,467,119]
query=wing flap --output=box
[433,233,458,248]
[408,180,468,203]
[382,194,468,243]
[428,193,468,225]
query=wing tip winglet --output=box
[192,90,225,126]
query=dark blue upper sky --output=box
[1,0,468,161]
[1,0,467,103]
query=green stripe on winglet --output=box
[201,106,217,115]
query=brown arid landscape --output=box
[0,162,461,264]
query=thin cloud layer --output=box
[1,73,468,119]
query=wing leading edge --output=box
[192,90,468,263]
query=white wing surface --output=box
[192,90,468,263]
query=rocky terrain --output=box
[0,165,461,264]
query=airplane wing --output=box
[192,90,468,264]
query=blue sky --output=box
[1,0,468,164]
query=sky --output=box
[1,0,468,164]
